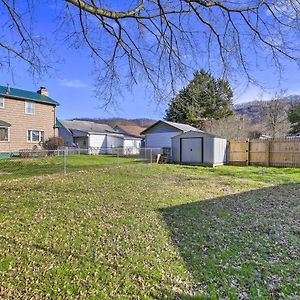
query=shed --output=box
[172,130,227,166]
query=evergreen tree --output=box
[165,70,233,128]
[288,103,300,134]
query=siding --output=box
[145,132,181,149]
[106,135,123,148]
[89,134,107,148]
[213,138,227,163]
[59,126,74,146]
[0,97,56,151]
[144,122,180,134]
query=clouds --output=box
[59,79,88,88]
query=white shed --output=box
[141,120,198,155]
[172,130,227,166]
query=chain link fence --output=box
[0,147,162,180]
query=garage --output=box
[172,130,227,166]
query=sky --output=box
[1,1,300,121]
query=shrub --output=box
[43,136,64,150]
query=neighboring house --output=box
[59,120,140,154]
[0,85,59,151]
[114,125,144,154]
[141,120,197,154]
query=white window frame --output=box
[25,101,35,115]
[0,97,4,109]
[27,130,44,143]
[0,126,9,142]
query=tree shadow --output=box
[159,183,300,299]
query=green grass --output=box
[0,158,299,299]
[0,155,139,179]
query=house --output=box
[172,130,227,166]
[141,120,197,155]
[0,85,59,151]
[59,120,141,154]
[114,124,144,154]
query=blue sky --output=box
[1,1,300,121]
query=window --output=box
[0,127,8,141]
[0,98,4,109]
[25,101,35,114]
[27,130,44,143]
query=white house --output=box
[141,120,197,155]
[59,120,141,154]
[114,125,144,154]
[171,130,227,166]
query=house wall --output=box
[89,134,107,149]
[144,132,181,149]
[106,135,124,148]
[172,131,225,164]
[59,126,73,146]
[124,138,142,154]
[0,96,56,151]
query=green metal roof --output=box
[0,120,11,127]
[55,118,62,127]
[0,85,59,106]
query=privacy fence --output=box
[227,139,300,167]
[0,147,160,180]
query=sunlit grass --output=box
[0,161,299,298]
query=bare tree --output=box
[205,114,252,139]
[259,97,291,138]
[1,0,300,102]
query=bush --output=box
[43,137,64,150]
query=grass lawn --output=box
[0,157,299,299]
[0,155,138,179]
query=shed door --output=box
[181,138,203,163]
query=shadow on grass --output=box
[160,183,300,299]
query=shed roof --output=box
[0,85,59,106]
[171,130,225,139]
[61,120,118,134]
[141,120,197,134]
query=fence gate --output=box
[227,140,250,165]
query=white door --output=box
[181,138,203,163]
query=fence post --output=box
[246,140,250,166]
[226,141,230,165]
[64,149,67,175]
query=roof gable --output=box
[141,120,198,134]
[0,85,59,106]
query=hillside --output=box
[234,95,300,123]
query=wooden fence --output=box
[227,139,300,167]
